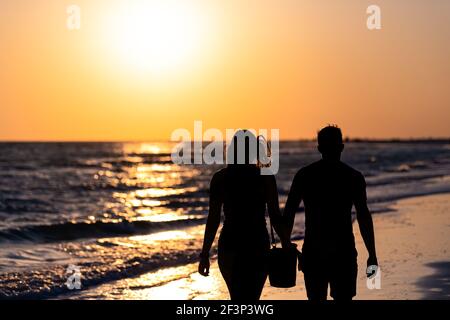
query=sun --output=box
[104,1,209,77]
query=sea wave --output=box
[1,141,450,299]
[0,217,206,244]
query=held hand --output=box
[198,256,210,276]
[281,239,296,250]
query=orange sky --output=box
[1,0,449,141]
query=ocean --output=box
[1,141,450,299]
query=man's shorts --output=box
[302,255,358,300]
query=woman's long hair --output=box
[225,130,271,168]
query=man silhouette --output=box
[284,125,378,301]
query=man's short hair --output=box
[317,125,343,147]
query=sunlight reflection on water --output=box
[71,262,227,300]
[130,230,194,242]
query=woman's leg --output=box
[237,251,268,300]
[218,240,237,299]
[219,249,268,301]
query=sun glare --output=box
[104,1,210,77]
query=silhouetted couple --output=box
[198,126,378,301]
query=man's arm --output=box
[283,171,303,236]
[354,174,378,268]
[265,175,291,247]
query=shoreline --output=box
[68,192,450,300]
[263,192,450,300]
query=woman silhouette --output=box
[198,130,290,300]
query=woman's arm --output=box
[198,172,223,276]
[266,175,291,247]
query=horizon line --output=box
[0,137,449,143]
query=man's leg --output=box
[304,270,328,301]
[329,258,358,300]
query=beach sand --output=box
[202,193,450,300]
[71,193,450,300]
[267,193,450,300]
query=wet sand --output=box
[201,193,450,300]
[263,193,450,300]
[70,193,450,300]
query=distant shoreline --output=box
[0,138,449,144]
